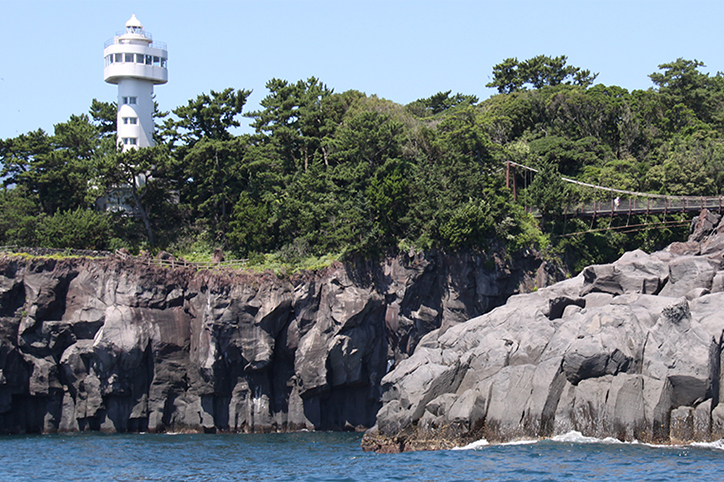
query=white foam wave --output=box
[452,438,490,450]
[550,431,623,445]
[551,432,724,450]
[501,438,538,446]
[452,437,540,450]
[691,439,724,451]
[450,432,724,451]
[634,441,683,449]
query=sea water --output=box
[0,431,722,481]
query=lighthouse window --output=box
[145,55,152,65]
[161,58,167,68]
[136,54,144,63]
[122,117,138,125]
[125,53,134,63]
[122,137,138,146]
[114,53,122,63]
[153,56,160,67]
[122,97,137,105]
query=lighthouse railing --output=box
[105,37,167,51]
[114,29,153,40]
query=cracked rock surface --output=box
[362,210,724,452]
[0,249,545,434]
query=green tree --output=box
[0,129,52,190]
[36,208,112,250]
[528,135,612,178]
[181,136,247,233]
[439,198,494,249]
[311,109,406,252]
[164,87,251,146]
[0,186,40,246]
[247,77,348,172]
[227,191,273,255]
[644,135,717,196]
[162,88,251,237]
[329,110,404,169]
[406,90,478,117]
[649,58,724,127]
[487,55,598,94]
[528,161,568,219]
[89,99,117,138]
[1,115,100,214]
[406,107,498,249]
[95,145,175,246]
[366,158,411,240]
[594,157,641,192]
[434,106,496,171]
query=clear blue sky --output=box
[1,0,723,140]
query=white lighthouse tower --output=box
[103,15,168,151]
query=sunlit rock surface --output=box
[362,210,724,452]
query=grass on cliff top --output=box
[1,247,339,275]
[1,247,339,276]
[1,250,107,261]
[173,243,342,275]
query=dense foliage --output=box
[3,56,721,270]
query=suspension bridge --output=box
[505,161,721,236]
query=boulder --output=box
[668,399,712,443]
[580,250,668,296]
[712,403,724,439]
[670,406,695,443]
[689,209,721,243]
[560,304,645,385]
[553,374,647,441]
[710,271,724,293]
[659,256,719,298]
[642,298,715,409]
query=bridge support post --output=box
[506,160,510,190]
[506,161,517,201]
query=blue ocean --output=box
[0,431,722,481]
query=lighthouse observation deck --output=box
[103,16,167,85]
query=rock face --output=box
[362,210,724,452]
[0,249,547,434]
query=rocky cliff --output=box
[0,248,549,434]
[361,210,724,452]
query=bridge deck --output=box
[563,197,724,218]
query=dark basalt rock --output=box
[0,249,549,434]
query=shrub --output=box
[36,208,112,250]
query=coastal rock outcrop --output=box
[0,249,546,434]
[362,210,724,452]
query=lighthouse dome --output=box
[126,14,143,29]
